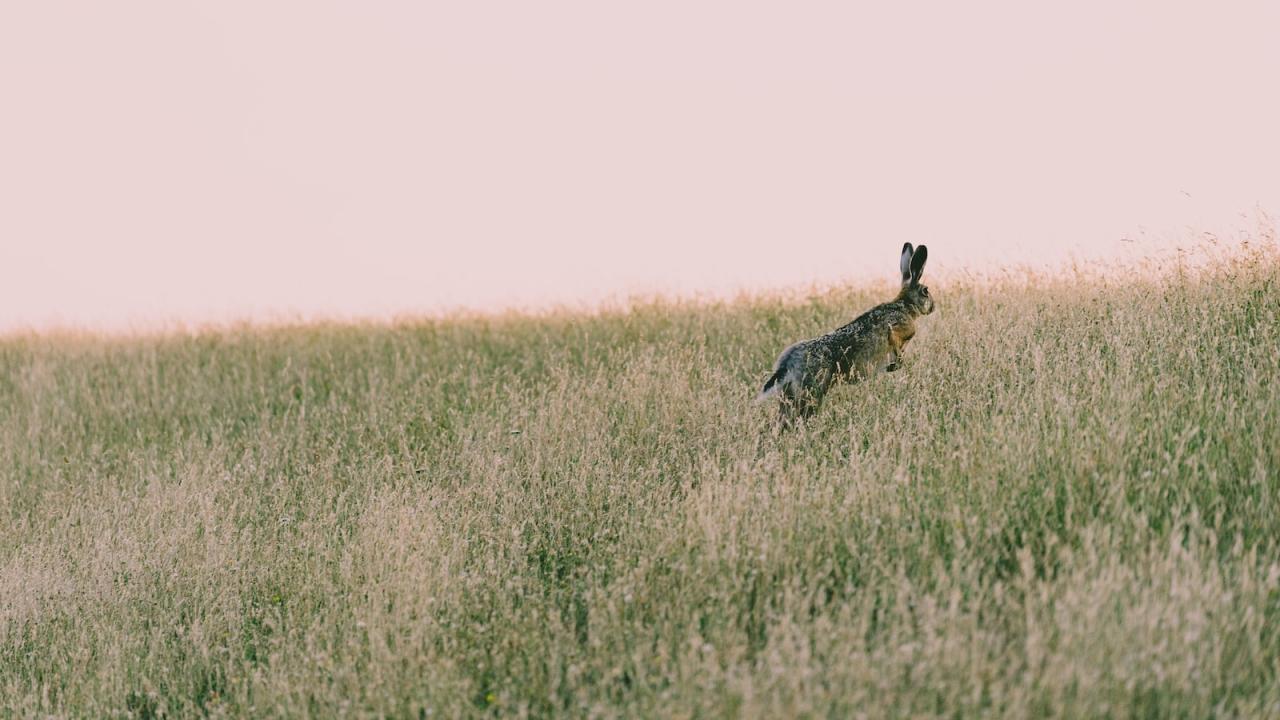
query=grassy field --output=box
[3,237,1279,718]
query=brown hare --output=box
[758,243,935,423]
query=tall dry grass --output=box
[2,234,1279,717]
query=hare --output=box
[758,243,935,423]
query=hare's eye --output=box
[921,287,929,296]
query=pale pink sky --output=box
[2,1,1278,332]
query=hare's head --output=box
[897,243,934,315]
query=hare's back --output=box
[822,311,896,370]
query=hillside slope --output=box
[2,242,1279,717]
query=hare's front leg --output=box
[885,347,902,372]
[885,325,911,372]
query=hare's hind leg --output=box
[777,395,811,428]
[777,399,816,430]
[774,377,810,428]
[775,381,801,427]
[777,370,829,428]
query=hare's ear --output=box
[899,243,914,285]
[909,245,928,285]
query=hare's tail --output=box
[756,367,787,402]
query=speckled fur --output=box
[760,244,935,423]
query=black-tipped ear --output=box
[899,243,914,284]
[909,245,928,285]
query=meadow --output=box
[2,236,1279,718]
